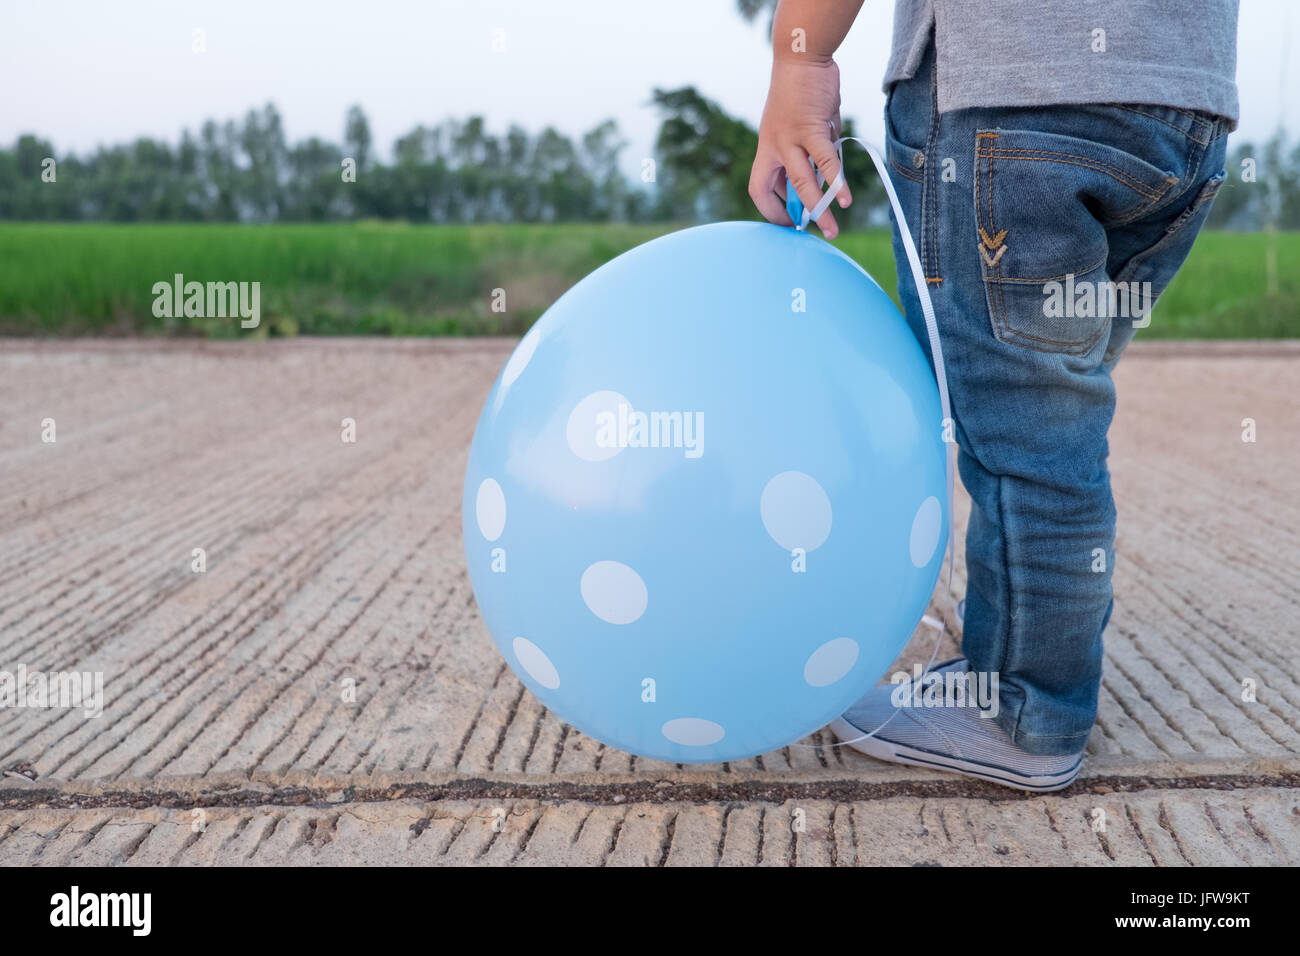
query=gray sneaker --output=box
[829,658,1084,792]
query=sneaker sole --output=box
[828,716,1082,793]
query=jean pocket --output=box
[1158,168,1226,237]
[885,98,933,282]
[885,126,926,189]
[974,128,1181,355]
[1102,169,1227,365]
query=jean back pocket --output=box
[974,128,1181,355]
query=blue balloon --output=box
[462,221,947,763]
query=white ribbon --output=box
[785,137,960,750]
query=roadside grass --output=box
[0,222,1293,338]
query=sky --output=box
[1,0,1295,178]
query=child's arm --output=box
[749,0,865,239]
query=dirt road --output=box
[1,339,1296,865]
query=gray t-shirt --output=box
[885,0,1239,127]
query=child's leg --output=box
[884,40,1229,756]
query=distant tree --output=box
[285,137,345,220]
[651,87,759,221]
[1,135,60,217]
[344,105,373,171]
[581,119,630,221]
[530,126,585,221]
[650,86,884,226]
[240,104,288,220]
[199,119,240,220]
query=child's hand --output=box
[749,56,851,239]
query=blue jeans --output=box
[884,41,1230,755]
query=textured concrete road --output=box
[0,339,1297,865]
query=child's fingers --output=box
[783,146,839,239]
[831,115,852,208]
[748,157,795,226]
[808,138,851,212]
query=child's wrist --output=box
[773,49,835,69]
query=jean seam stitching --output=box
[1113,104,1209,145]
[890,158,923,183]
[1193,172,1227,208]
[1164,103,1217,137]
[984,149,1170,200]
[923,51,941,282]
[976,132,1006,339]
[993,252,1109,283]
[987,147,1165,192]
[997,326,1106,353]
[994,474,1012,687]
[1120,135,1209,231]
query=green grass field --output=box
[0,222,1294,338]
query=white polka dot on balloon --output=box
[760,471,832,552]
[512,637,560,690]
[803,637,859,687]
[909,495,942,568]
[580,561,648,625]
[662,717,725,746]
[475,478,507,542]
[566,390,630,462]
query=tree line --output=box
[0,93,887,227]
[0,95,1293,229]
